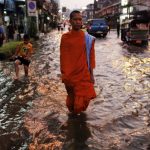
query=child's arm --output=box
[14,45,20,56]
[11,44,21,59]
[25,44,33,60]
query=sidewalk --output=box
[0,32,46,60]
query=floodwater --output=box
[0,30,150,150]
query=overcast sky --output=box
[60,0,94,10]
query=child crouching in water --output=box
[12,34,33,80]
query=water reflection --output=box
[0,31,150,149]
[63,113,91,150]
[0,77,32,149]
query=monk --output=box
[60,10,96,114]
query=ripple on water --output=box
[0,31,150,149]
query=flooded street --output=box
[0,30,150,150]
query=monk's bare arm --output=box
[60,36,63,74]
[60,35,66,74]
[60,34,72,85]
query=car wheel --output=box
[142,40,148,46]
[103,34,107,38]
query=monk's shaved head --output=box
[70,10,81,19]
[69,10,82,31]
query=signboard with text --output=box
[27,0,37,16]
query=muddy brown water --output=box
[0,31,150,150]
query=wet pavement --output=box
[0,30,150,150]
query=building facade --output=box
[86,4,94,20]
[121,0,150,23]
[95,0,121,28]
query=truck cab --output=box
[87,18,109,38]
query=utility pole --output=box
[2,0,5,23]
[24,0,28,34]
[93,0,98,18]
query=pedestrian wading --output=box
[60,10,96,114]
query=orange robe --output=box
[60,30,96,113]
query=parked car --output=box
[86,18,109,37]
[121,19,149,46]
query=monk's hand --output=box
[62,78,73,86]
[91,74,95,84]
[90,70,95,84]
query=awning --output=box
[133,10,150,22]
[0,0,4,4]
[15,0,25,7]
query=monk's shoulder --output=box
[61,32,71,39]
[80,30,85,35]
